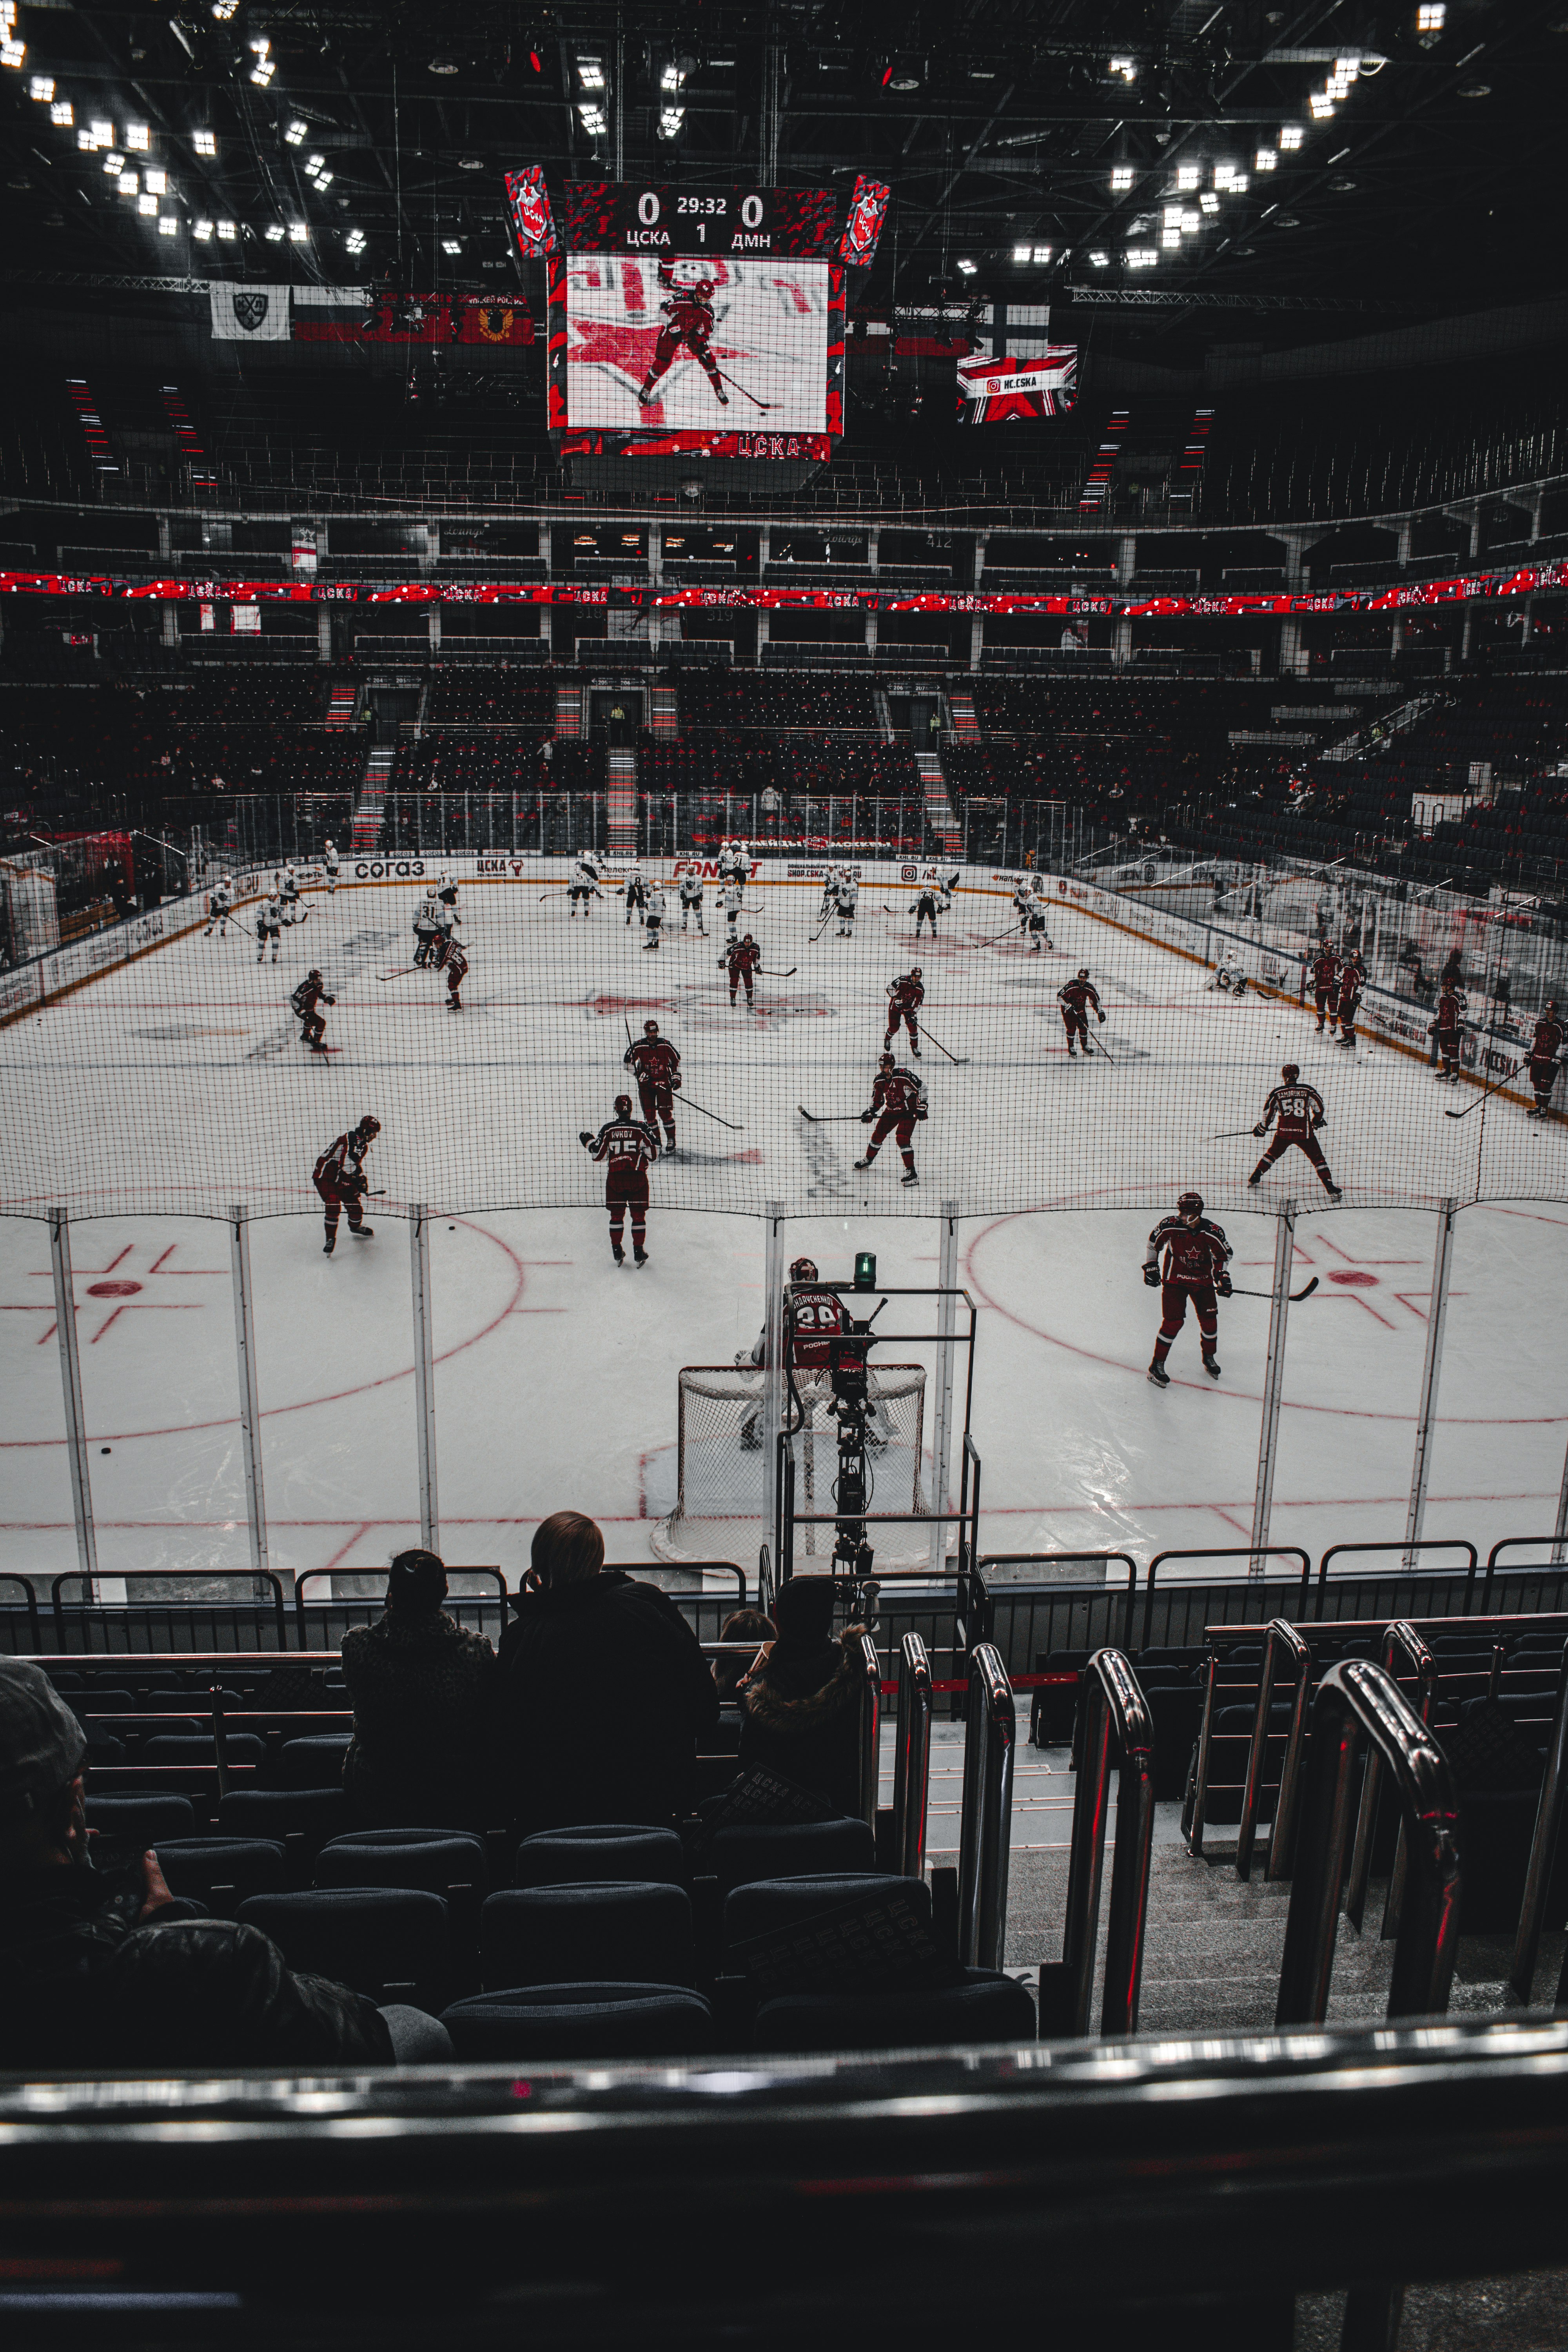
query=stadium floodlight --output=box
[158,214,178,235]
[1109,55,1137,81]
[1309,93,1334,117]
[0,36,22,69]
[305,152,324,173]
[285,119,306,145]
[1199,190,1220,213]
[91,120,114,146]
[577,56,605,89]
[956,256,978,274]
[578,101,607,134]
[1161,226,1180,249]
[145,169,166,194]
[1111,165,1134,191]
[1176,164,1200,190]
[51,99,72,124]
[211,0,238,17]
[660,62,685,92]
[1163,203,1183,224]
[289,221,309,240]
[1416,2,1445,34]
[658,106,685,137]
[1231,172,1249,192]
[103,154,123,174]
[194,218,213,240]
[192,130,217,155]
[28,75,52,101]
[126,123,149,151]
[1213,161,1234,187]
[1279,124,1304,149]
[118,172,139,196]
[441,238,461,254]
[217,218,236,239]
[345,227,365,253]
[1256,148,1278,170]
[1126,247,1157,268]
[1033,243,1052,263]
[265,222,284,240]
[1089,250,1109,267]
[314,169,334,188]
[1181,208,1200,232]
[1012,242,1031,261]
[138,192,158,214]
[249,38,275,86]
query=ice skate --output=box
[1324,1181,1343,1200]
[853,1155,874,1171]
[1202,1357,1222,1380]
[900,1169,919,1186]
[351,1225,374,1240]
[612,1245,625,1265]
[633,1247,649,1267]
[322,1236,335,1256]
[1147,1363,1170,1388]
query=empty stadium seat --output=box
[85,1793,197,1845]
[441,1983,715,2061]
[238,1888,451,2010]
[219,1788,347,1879]
[515,1825,686,1888]
[709,1818,875,1894]
[142,1734,266,1766]
[479,1883,695,1992]
[316,1829,487,1897]
[153,1837,287,1916]
[278,1734,352,1787]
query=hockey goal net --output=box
[652,1363,931,1571]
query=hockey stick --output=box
[682,1095,745,1132]
[916,1024,969,1067]
[1225,1278,1321,1303]
[377,965,419,981]
[758,965,797,978]
[797,1107,867,1122]
[1445,1057,1522,1119]
[715,366,778,412]
[1210,1126,1261,1141]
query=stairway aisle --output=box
[915,750,963,857]
[606,746,637,853]
[349,746,393,852]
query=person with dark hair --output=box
[714,1607,776,1705]
[0,1659,450,2068]
[340,1550,497,1831]
[737,1578,872,1818]
[500,1512,719,1835]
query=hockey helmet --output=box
[325,838,335,850]
[644,1019,660,1038]
[743,932,755,944]
[879,1051,895,1071]
[1077,966,1091,980]
[1178,1191,1204,1220]
[614,1093,633,1118]
[307,967,321,982]
[910,965,923,980]
[1548,999,1560,1015]
[1281,1062,1300,1083]
[789,1256,818,1283]
[356,1114,381,1139]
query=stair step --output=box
[606,745,637,853]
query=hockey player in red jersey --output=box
[1430,980,1466,1082]
[855,1052,927,1186]
[724,932,761,1007]
[1311,945,1341,1034]
[1528,999,1564,1118]
[735,1258,857,1450]
[580,1095,659,1267]
[637,261,729,408]
[443,940,468,1012]
[1058,968,1105,1056]
[1144,1191,1232,1386]
[623,1018,682,1151]
[291,969,334,1053]
[314,1114,379,1255]
[1336,950,1365,1048]
[884,967,924,1056]
[1248,1063,1343,1197]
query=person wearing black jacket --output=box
[501,1512,719,1834]
[0,1660,449,2069]
[737,1576,869,1818]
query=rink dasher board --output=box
[0,871,270,1032]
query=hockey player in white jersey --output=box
[568,852,603,916]
[643,883,667,950]
[817,868,838,926]
[204,878,234,938]
[1210,946,1249,996]
[1012,876,1035,934]
[256,890,283,964]
[732,840,752,886]
[434,878,460,957]
[721,880,745,942]
[836,871,860,938]
[324,840,340,895]
[1025,876,1053,953]
[678,869,706,934]
[717,840,740,886]
[413,891,440,967]
[280,863,303,925]
[624,860,648,927]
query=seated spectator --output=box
[737,1578,871,1817]
[714,1608,775,1704]
[341,1550,497,1831]
[0,1661,450,2067]
[500,1513,719,1834]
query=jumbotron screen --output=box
[543,183,850,458]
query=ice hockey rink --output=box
[2,865,1566,1586]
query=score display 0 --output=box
[560,183,840,257]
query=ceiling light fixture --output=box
[1108,55,1137,81]
[158,215,178,235]
[441,237,461,254]
[1033,244,1052,263]
[1111,165,1134,190]
[1279,124,1304,149]
[956,255,977,275]
[289,221,309,240]
[192,129,216,156]
[1012,241,1030,261]
[659,106,685,137]
[1126,247,1157,267]
[285,119,306,145]
[265,222,284,240]
[1089,250,1109,267]
[138,192,158,214]
[194,218,213,240]
[50,99,72,125]
[28,74,52,101]
[579,102,608,134]
[217,218,236,239]
[1176,164,1200,190]
[577,58,605,89]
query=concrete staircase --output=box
[915,749,963,857]
[606,746,637,854]
[349,747,393,853]
[324,680,360,728]
[947,688,980,737]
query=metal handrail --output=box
[1510,1658,1568,2004]
[964,1553,1140,1664]
[1483,1538,1568,1611]
[1276,1658,1461,2029]
[956,1642,1014,1971]
[1316,1539,1478,1606]
[893,1633,933,1881]
[51,1570,289,1649]
[0,1575,41,1649]
[1236,1619,1313,1883]
[1345,1622,1438,1933]
[1040,1648,1156,2039]
[1142,1546,1310,1647]
[855,1631,882,1837]
[293,1566,507,1643]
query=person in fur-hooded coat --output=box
[738,1577,871,1818]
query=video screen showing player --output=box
[564,255,829,433]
